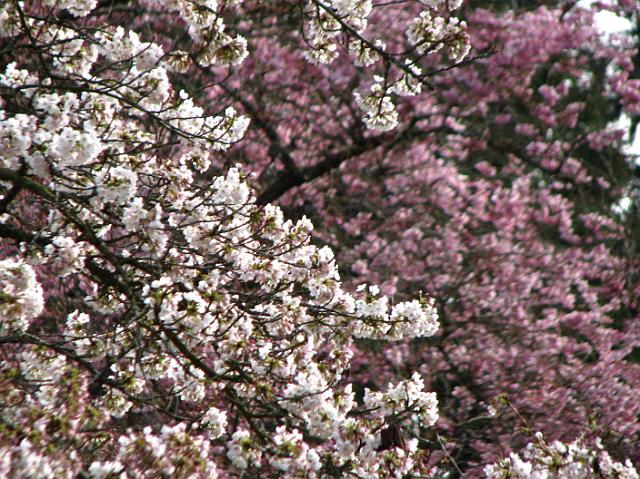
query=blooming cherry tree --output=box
[0,0,461,477]
[0,0,638,477]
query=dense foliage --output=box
[0,0,639,477]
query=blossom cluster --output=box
[364,372,439,428]
[139,0,249,68]
[485,433,639,479]
[0,258,44,333]
[407,10,470,61]
[302,0,470,131]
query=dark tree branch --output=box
[256,118,446,204]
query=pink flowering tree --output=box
[0,0,463,477]
[0,0,639,478]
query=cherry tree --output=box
[0,0,461,477]
[0,0,638,477]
